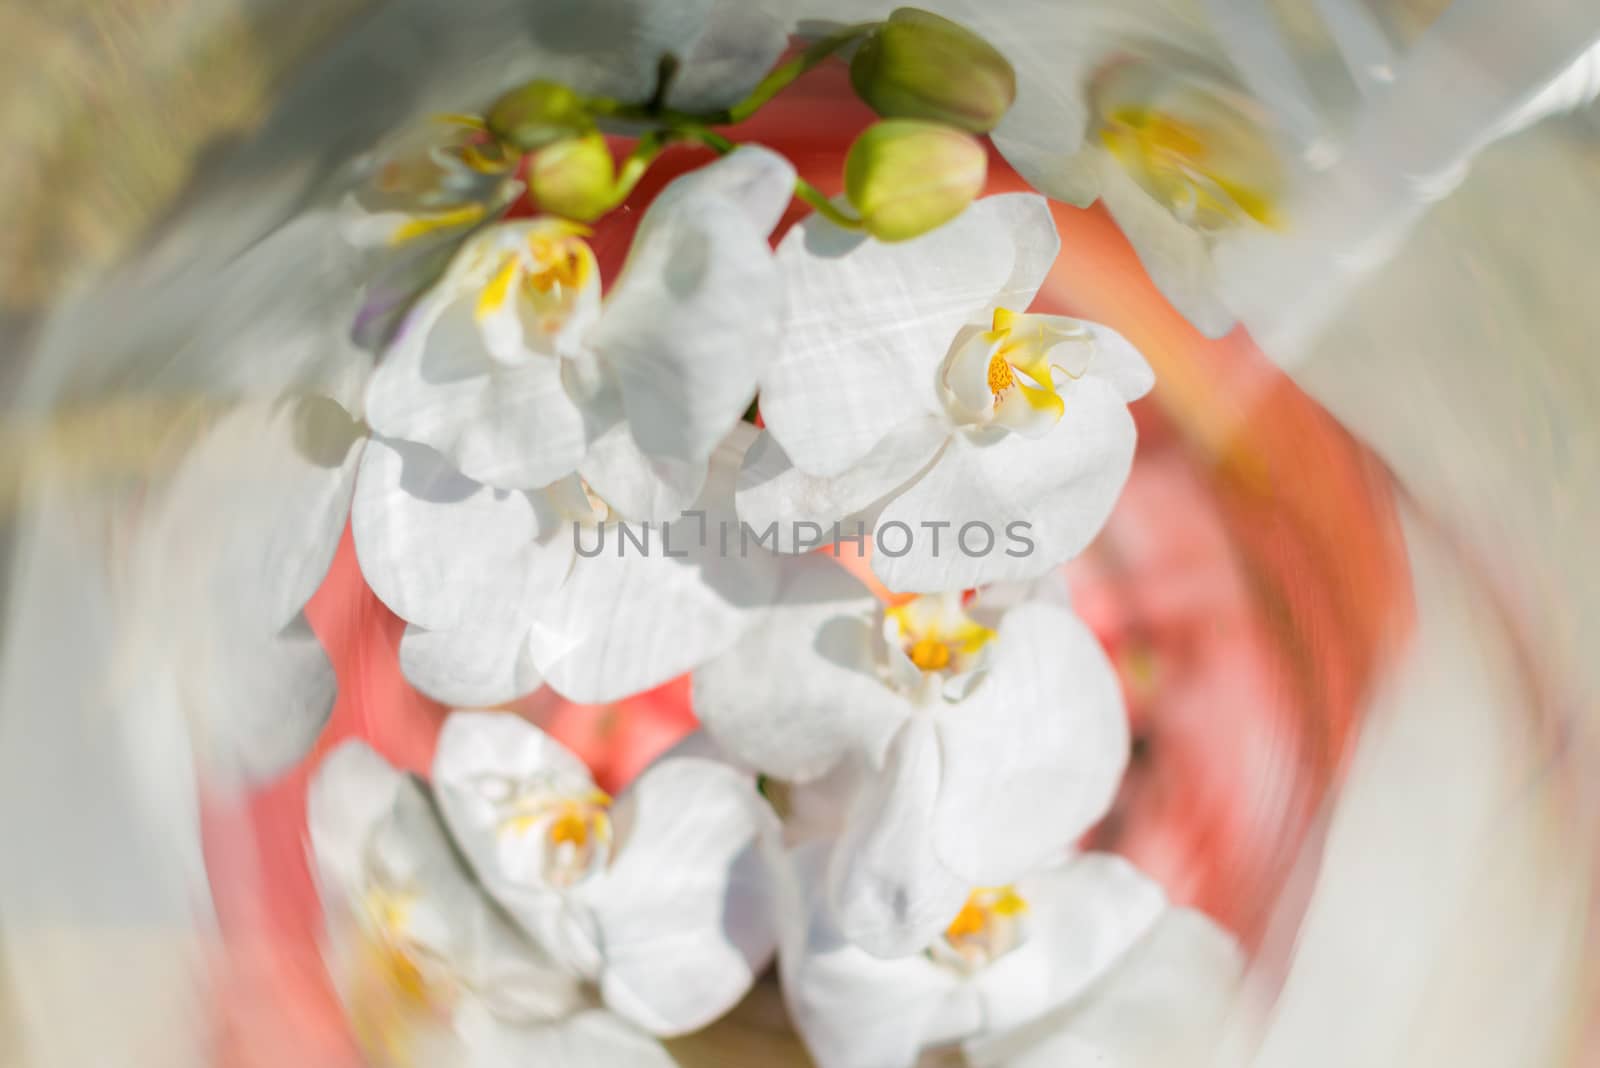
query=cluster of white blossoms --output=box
[299,4,1273,1065]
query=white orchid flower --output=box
[307,740,678,1067]
[693,554,1127,956]
[987,6,1292,339]
[779,843,1243,1068]
[363,146,794,496]
[741,192,1153,593]
[117,395,364,783]
[352,416,777,705]
[340,113,524,252]
[337,113,528,351]
[429,711,779,1037]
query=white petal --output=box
[1096,154,1236,339]
[306,740,407,898]
[828,717,971,958]
[146,395,363,636]
[666,1,790,113]
[581,757,779,1035]
[199,611,337,783]
[399,619,545,707]
[990,54,1099,208]
[759,194,1059,478]
[366,290,589,490]
[781,843,974,1068]
[531,428,779,702]
[309,742,547,990]
[982,192,1067,311]
[431,712,602,975]
[579,419,708,523]
[1063,320,1157,402]
[352,436,570,632]
[971,909,1243,1068]
[873,376,1136,592]
[974,853,1167,1035]
[532,530,774,703]
[639,142,797,237]
[735,419,948,551]
[932,601,1128,884]
[594,148,793,466]
[132,396,361,781]
[693,554,911,782]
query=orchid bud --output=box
[530,132,617,222]
[487,80,594,150]
[849,7,1016,134]
[845,119,987,242]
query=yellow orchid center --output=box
[985,351,1015,397]
[472,220,599,343]
[349,888,456,1066]
[933,886,1030,972]
[908,636,952,672]
[886,594,996,675]
[388,203,489,245]
[498,787,614,889]
[525,231,592,295]
[377,115,518,246]
[983,307,1073,419]
[1095,81,1284,233]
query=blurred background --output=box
[1,0,1596,1065]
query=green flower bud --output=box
[850,8,1016,134]
[845,120,987,242]
[530,132,617,222]
[487,80,594,150]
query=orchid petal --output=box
[873,377,1136,592]
[365,272,589,490]
[734,419,947,551]
[759,194,1059,478]
[531,428,778,702]
[352,437,569,632]
[204,612,338,782]
[144,395,363,637]
[306,741,409,898]
[829,717,971,958]
[1097,154,1236,339]
[991,44,1100,207]
[693,554,910,782]
[932,602,1128,885]
[975,853,1168,1035]
[583,757,779,1035]
[398,619,545,707]
[594,148,793,467]
[781,843,975,1068]
[972,908,1243,1068]
[134,396,361,781]
[579,418,708,524]
[431,712,603,976]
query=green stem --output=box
[725,21,880,123]
[607,129,671,207]
[588,21,880,126]
[678,126,737,155]
[794,178,864,230]
[672,124,865,230]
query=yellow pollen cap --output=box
[986,352,1015,398]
